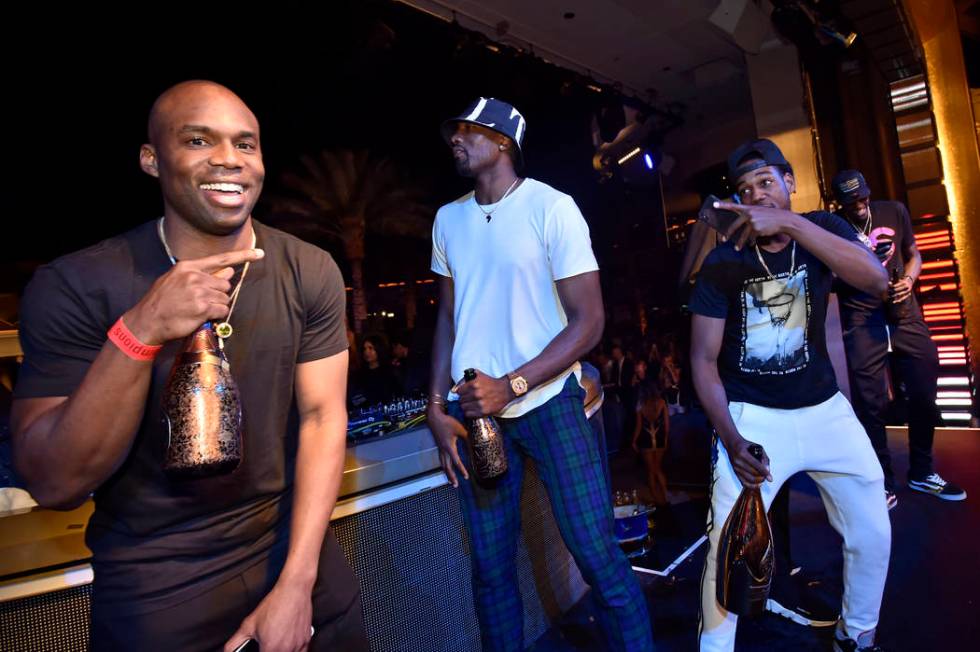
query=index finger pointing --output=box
[192,248,265,273]
[713,200,748,212]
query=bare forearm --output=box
[278,412,347,591]
[512,271,603,392]
[691,358,740,448]
[13,343,152,508]
[429,309,455,397]
[904,249,922,281]
[784,215,887,294]
[513,316,602,391]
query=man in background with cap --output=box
[426,97,654,652]
[690,139,891,652]
[832,169,966,507]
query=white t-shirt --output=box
[431,178,600,417]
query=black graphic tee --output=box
[690,211,859,408]
[833,200,918,327]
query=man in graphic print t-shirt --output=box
[689,138,892,652]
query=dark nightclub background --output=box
[4,1,681,336]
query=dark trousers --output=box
[588,404,613,495]
[448,378,654,652]
[843,316,939,490]
[90,532,369,652]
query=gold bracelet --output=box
[429,394,448,412]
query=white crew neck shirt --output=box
[431,178,600,417]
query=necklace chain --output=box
[849,203,872,236]
[476,178,521,222]
[754,240,797,279]
[157,218,255,345]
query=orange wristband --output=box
[107,317,162,361]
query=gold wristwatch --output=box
[507,372,529,397]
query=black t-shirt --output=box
[15,220,348,613]
[833,200,918,327]
[689,211,858,409]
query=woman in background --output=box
[632,378,670,508]
[349,334,400,407]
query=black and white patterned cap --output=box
[441,97,527,166]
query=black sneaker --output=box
[833,637,883,652]
[885,491,898,511]
[908,472,967,501]
[833,628,883,652]
[765,571,839,627]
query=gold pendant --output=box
[215,322,234,339]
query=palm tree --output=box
[266,149,432,333]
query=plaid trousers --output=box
[449,377,654,652]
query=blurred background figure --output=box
[632,377,670,508]
[349,333,400,408]
[390,329,427,395]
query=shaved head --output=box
[140,80,264,236]
[148,80,257,146]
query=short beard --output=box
[454,157,474,177]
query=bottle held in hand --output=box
[162,322,243,477]
[886,266,910,324]
[716,443,774,617]
[463,368,508,480]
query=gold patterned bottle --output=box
[162,322,243,477]
[463,368,508,480]
[716,443,774,617]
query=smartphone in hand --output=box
[232,626,316,652]
[698,194,741,234]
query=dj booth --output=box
[0,362,607,652]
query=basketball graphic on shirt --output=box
[740,266,811,375]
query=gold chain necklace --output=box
[754,240,796,279]
[157,217,255,347]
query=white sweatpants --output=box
[698,392,891,651]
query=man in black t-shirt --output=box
[11,81,368,652]
[690,139,891,652]
[832,169,966,506]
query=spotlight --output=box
[618,147,642,166]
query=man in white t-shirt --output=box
[426,97,654,652]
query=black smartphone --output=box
[874,241,892,261]
[233,626,315,651]
[233,640,259,652]
[698,194,741,234]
